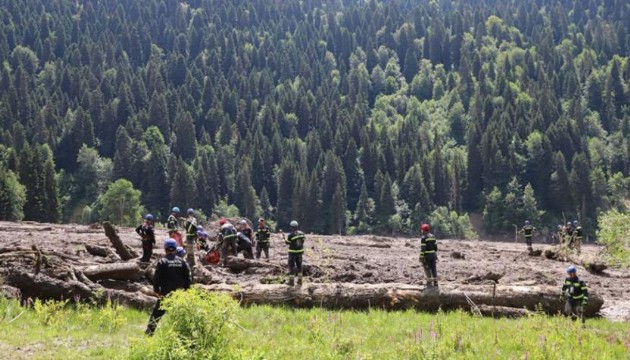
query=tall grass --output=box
[0,294,628,359]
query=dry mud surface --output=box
[0,221,628,321]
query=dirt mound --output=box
[0,221,628,320]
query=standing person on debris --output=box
[255,218,271,261]
[184,209,198,270]
[564,221,575,250]
[136,214,156,262]
[236,229,254,259]
[145,239,191,336]
[573,220,583,255]
[561,265,588,323]
[285,220,305,286]
[219,217,238,265]
[419,223,438,287]
[520,220,536,248]
[167,207,183,247]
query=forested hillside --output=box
[0,0,628,236]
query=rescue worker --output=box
[166,207,183,247]
[561,265,588,323]
[520,220,536,248]
[236,230,254,259]
[239,219,254,242]
[136,214,156,262]
[573,220,583,255]
[565,221,575,249]
[184,209,197,270]
[196,229,209,251]
[219,218,238,264]
[145,238,191,336]
[419,223,438,287]
[285,220,305,286]
[255,218,271,261]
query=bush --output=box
[128,287,239,360]
[428,207,478,240]
[597,209,630,267]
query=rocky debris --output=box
[451,251,465,260]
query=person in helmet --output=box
[573,220,583,255]
[219,218,238,265]
[196,230,209,251]
[285,220,305,286]
[136,214,156,262]
[184,209,198,270]
[419,224,438,287]
[236,230,254,259]
[145,239,191,336]
[176,246,186,258]
[167,207,183,247]
[255,218,271,261]
[561,265,588,323]
[519,220,536,248]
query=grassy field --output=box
[1,294,629,360]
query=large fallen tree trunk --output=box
[200,282,604,317]
[81,262,142,281]
[103,221,137,260]
[543,248,608,274]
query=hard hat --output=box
[239,219,247,225]
[258,217,265,222]
[567,222,572,226]
[164,238,177,250]
[197,226,204,232]
[290,220,299,228]
[176,246,185,257]
[524,220,530,225]
[566,265,577,274]
[144,214,154,221]
[172,207,180,213]
[219,217,226,225]
[421,224,430,232]
[573,220,578,225]
[197,230,208,238]
[187,208,195,215]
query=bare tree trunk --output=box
[103,221,136,260]
[81,262,142,281]
[200,282,604,317]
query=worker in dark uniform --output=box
[236,230,254,259]
[561,265,588,323]
[520,220,536,248]
[419,223,438,287]
[136,214,156,262]
[184,208,197,270]
[564,221,574,250]
[166,207,183,247]
[145,238,191,335]
[219,218,238,265]
[285,220,305,286]
[573,220,583,255]
[255,218,271,261]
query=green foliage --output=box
[96,179,143,226]
[128,288,239,360]
[597,209,630,267]
[33,299,69,327]
[0,166,26,221]
[428,206,478,240]
[213,199,240,218]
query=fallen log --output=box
[103,221,136,260]
[200,282,604,317]
[477,305,533,318]
[81,262,142,281]
[542,248,608,275]
[85,244,118,258]
[224,257,283,272]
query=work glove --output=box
[419,256,425,264]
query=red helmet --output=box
[219,217,226,225]
[421,224,430,232]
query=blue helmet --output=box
[187,208,195,215]
[144,214,154,221]
[176,246,186,257]
[164,238,177,250]
[566,265,577,274]
[197,230,208,239]
[172,207,180,213]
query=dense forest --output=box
[0,0,628,236]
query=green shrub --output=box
[33,298,69,326]
[128,287,239,360]
[597,209,630,267]
[428,207,478,240]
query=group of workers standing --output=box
[518,219,584,256]
[140,212,590,335]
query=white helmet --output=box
[290,220,299,228]
[239,219,247,225]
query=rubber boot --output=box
[287,275,295,286]
[297,273,303,286]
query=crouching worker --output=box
[145,239,191,336]
[561,265,588,323]
[285,220,305,286]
